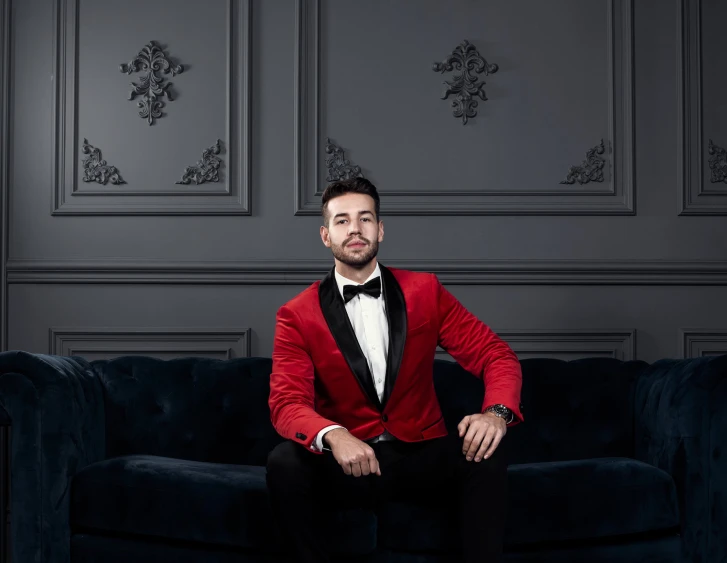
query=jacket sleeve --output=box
[433,274,524,425]
[268,303,341,453]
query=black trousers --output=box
[265,433,508,563]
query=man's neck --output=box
[335,259,378,284]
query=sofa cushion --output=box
[70,454,376,555]
[377,457,680,552]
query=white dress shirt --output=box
[312,263,390,451]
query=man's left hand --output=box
[458,413,507,462]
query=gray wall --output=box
[1,0,726,363]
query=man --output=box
[266,177,523,562]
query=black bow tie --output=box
[342,277,381,303]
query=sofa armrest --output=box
[634,354,727,563]
[0,351,106,563]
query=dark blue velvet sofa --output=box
[0,350,724,563]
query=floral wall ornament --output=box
[119,40,184,125]
[81,139,125,185]
[432,40,499,125]
[560,139,606,185]
[176,139,223,185]
[708,139,727,184]
[325,138,363,182]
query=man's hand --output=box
[458,412,507,462]
[324,428,381,477]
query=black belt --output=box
[366,430,397,444]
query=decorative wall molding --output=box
[119,40,184,126]
[295,0,634,215]
[176,139,223,185]
[678,0,727,214]
[52,0,251,214]
[435,329,636,361]
[0,0,9,352]
[679,329,727,358]
[49,327,251,360]
[81,138,126,185]
[7,259,727,285]
[707,139,727,184]
[432,39,498,125]
[560,140,606,185]
[325,138,363,182]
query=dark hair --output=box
[321,177,380,226]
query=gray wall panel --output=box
[679,0,727,214]
[1,0,725,361]
[0,0,9,349]
[8,284,727,362]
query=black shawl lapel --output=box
[318,266,382,411]
[379,264,407,410]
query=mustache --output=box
[344,236,369,246]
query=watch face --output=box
[489,405,512,421]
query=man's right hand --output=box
[324,428,381,477]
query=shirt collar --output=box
[334,262,381,301]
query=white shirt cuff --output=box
[313,424,345,451]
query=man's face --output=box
[321,193,384,268]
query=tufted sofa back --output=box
[433,357,649,465]
[90,354,649,467]
[91,355,284,466]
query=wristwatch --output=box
[484,404,514,424]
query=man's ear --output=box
[320,225,331,247]
[378,220,384,242]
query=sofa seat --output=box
[70,454,376,556]
[377,457,680,553]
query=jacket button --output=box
[295,432,307,440]
[382,414,388,422]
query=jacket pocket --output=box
[420,414,444,439]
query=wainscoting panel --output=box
[48,327,251,360]
[678,0,727,215]
[295,0,634,215]
[679,329,727,358]
[51,0,251,215]
[435,329,636,362]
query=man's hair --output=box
[321,177,380,226]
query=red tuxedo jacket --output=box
[269,264,523,453]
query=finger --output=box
[367,450,380,476]
[461,427,473,454]
[466,426,487,460]
[458,416,470,437]
[483,431,504,460]
[475,429,498,461]
[351,461,362,478]
[475,427,497,461]
[360,454,372,476]
[341,461,352,476]
[462,424,481,458]
[474,431,494,461]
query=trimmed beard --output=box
[331,237,379,268]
